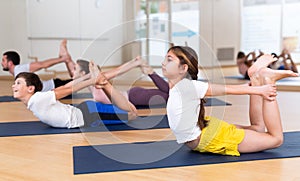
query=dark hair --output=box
[237,51,245,59]
[167,46,208,129]
[3,51,21,65]
[76,59,90,74]
[271,53,278,58]
[15,72,43,93]
[167,46,199,80]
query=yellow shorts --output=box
[193,116,245,156]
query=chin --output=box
[13,94,19,99]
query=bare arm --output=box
[29,57,65,72]
[54,73,92,100]
[205,83,277,101]
[102,56,142,80]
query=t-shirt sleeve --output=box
[14,64,30,77]
[193,80,208,99]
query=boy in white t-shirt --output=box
[12,61,137,128]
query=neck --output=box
[19,94,33,106]
[9,65,15,75]
[168,76,184,89]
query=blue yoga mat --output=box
[73,131,300,174]
[0,115,169,137]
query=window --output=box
[242,0,300,62]
[241,0,282,54]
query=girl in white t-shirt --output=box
[12,61,137,128]
[163,46,298,156]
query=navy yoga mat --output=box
[0,96,18,102]
[0,115,169,137]
[0,93,93,102]
[73,131,300,174]
[0,98,230,137]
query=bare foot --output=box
[258,67,298,84]
[59,39,71,61]
[89,61,107,88]
[59,39,67,56]
[250,71,261,86]
[248,54,276,77]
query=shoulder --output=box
[192,79,208,87]
[32,91,55,101]
[14,64,30,76]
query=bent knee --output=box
[272,135,284,148]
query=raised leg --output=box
[247,54,276,77]
[238,67,297,153]
[60,39,75,78]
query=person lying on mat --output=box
[2,38,168,106]
[236,50,263,80]
[163,46,298,156]
[73,57,169,106]
[236,51,253,80]
[2,39,75,91]
[12,61,137,128]
[270,49,298,73]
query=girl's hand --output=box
[260,84,277,101]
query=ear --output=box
[179,64,188,74]
[7,61,13,67]
[27,85,35,94]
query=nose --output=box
[162,59,166,66]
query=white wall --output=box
[199,0,240,67]
[27,0,124,70]
[0,0,125,76]
[0,0,242,76]
[0,0,29,76]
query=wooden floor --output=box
[1,67,300,180]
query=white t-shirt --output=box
[14,63,55,91]
[167,78,208,144]
[27,91,84,128]
[14,63,30,77]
